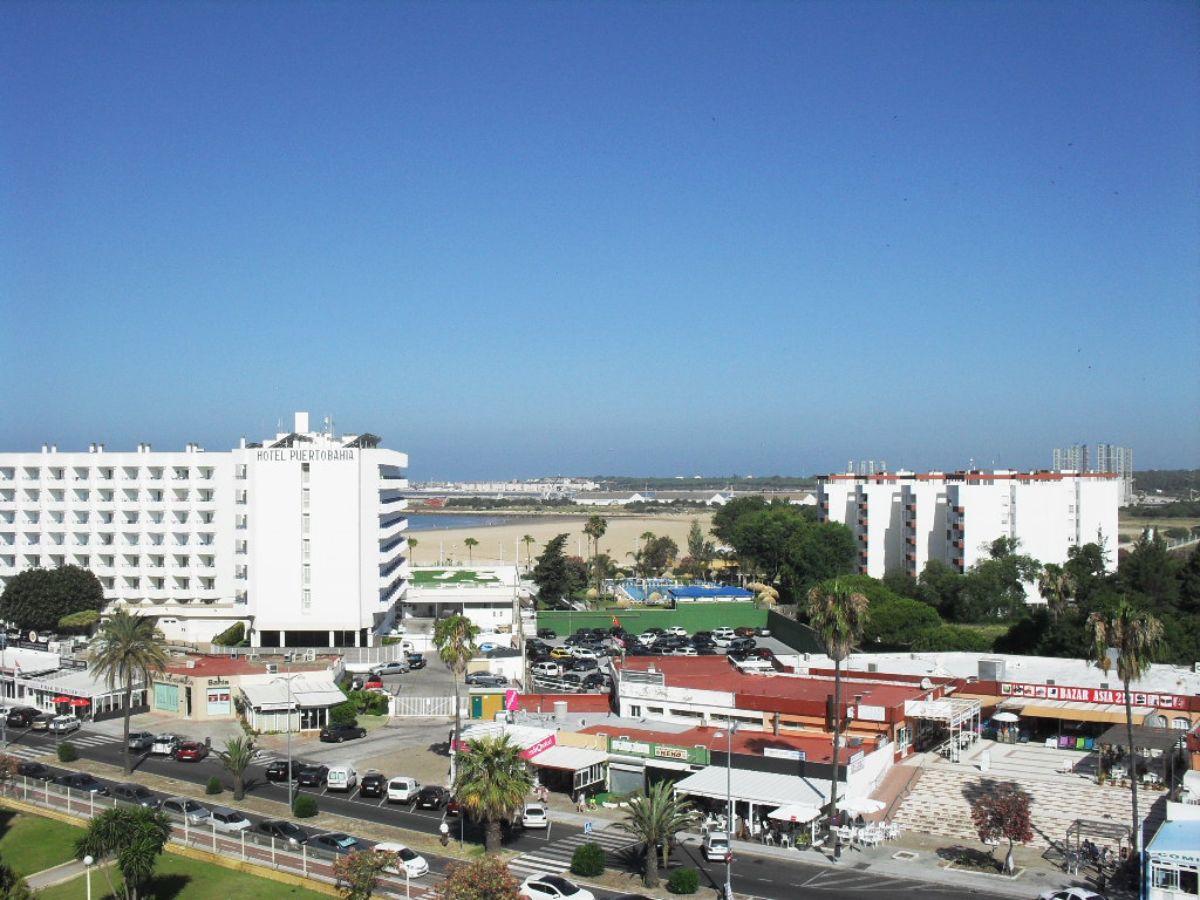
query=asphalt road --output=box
[4,727,994,900]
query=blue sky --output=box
[2,1,1197,479]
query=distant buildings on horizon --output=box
[1052,443,1134,506]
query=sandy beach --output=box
[405,513,714,568]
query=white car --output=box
[519,874,595,900]
[386,777,421,803]
[521,803,549,828]
[373,841,430,878]
[637,631,659,645]
[703,830,731,862]
[49,715,81,734]
[666,646,697,656]
[712,630,737,648]
[151,734,181,756]
[1038,890,1107,900]
[664,626,687,637]
[210,807,252,833]
[532,661,564,678]
[569,647,598,660]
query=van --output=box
[326,765,358,792]
[703,830,731,862]
[386,777,421,803]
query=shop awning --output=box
[673,766,831,807]
[1017,700,1152,725]
[768,803,822,823]
[527,746,608,772]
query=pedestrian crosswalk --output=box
[508,826,637,879]
[2,731,117,761]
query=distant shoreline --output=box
[407,507,703,520]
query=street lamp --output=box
[715,721,738,900]
[83,855,94,900]
[270,653,302,811]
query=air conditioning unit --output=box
[304,649,316,662]
[265,663,278,674]
[184,660,195,669]
[867,662,877,673]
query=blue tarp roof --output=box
[1147,821,1200,860]
[667,585,754,599]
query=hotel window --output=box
[235,465,247,480]
[302,588,311,610]
[236,490,247,505]
[235,540,247,555]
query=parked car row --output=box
[2,706,84,733]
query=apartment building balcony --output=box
[905,535,916,546]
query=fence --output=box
[1,778,423,898]
[392,695,461,717]
[765,610,824,654]
[537,601,767,635]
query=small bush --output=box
[205,777,223,795]
[570,842,605,877]
[211,621,245,646]
[56,742,78,763]
[330,700,358,726]
[293,795,318,818]
[667,867,699,894]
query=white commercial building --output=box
[404,566,520,633]
[817,470,1119,581]
[0,412,408,648]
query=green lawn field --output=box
[0,810,84,876]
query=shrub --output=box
[293,795,318,818]
[330,700,358,726]
[211,621,246,646]
[569,842,605,877]
[667,867,699,894]
[56,742,78,763]
[205,777,223,795]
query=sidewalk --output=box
[26,858,105,890]
[680,828,1137,899]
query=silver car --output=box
[49,715,81,734]
[160,797,210,825]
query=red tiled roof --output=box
[164,655,335,677]
[578,722,857,764]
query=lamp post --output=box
[715,721,738,900]
[83,855,94,900]
[270,653,301,811]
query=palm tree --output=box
[452,734,532,853]
[521,534,536,571]
[463,537,479,564]
[218,735,256,801]
[583,515,608,596]
[89,609,169,775]
[1037,563,1074,622]
[805,578,869,829]
[616,781,697,888]
[434,614,479,774]
[1087,599,1164,860]
[75,805,171,900]
[408,536,418,565]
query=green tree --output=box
[89,609,168,775]
[615,780,697,888]
[432,856,523,900]
[1087,599,1164,859]
[1037,563,1075,623]
[685,519,715,580]
[0,851,32,900]
[1064,541,1109,607]
[57,609,101,634]
[970,782,1034,874]
[0,565,105,633]
[1117,533,1179,607]
[217,735,256,801]
[532,534,583,603]
[452,734,532,853]
[711,495,768,544]
[434,614,479,769]
[583,515,608,595]
[408,537,418,565]
[463,537,479,564]
[635,534,678,577]
[521,534,536,571]
[805,578,869,828]
[917,559,964,618]
[333,849,394,900]
[211,621,246,646]
[75,805,171,900]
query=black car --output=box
[112,783,160,807]
[16,761,50,780]
[320,723,366,743]
[405,653,426,670]
[309,832,360,857]
[359,771,387,798]
[464,672,507,687]
[265,760,302,782]
[581,672,608,690]
[297,764,329,787]
[568,657,599,672]
[728,637,757,652]
[625,643,649,656]
[693,630,713,641]
[6,707,40,728]
[52,773,108,794]
[560,672,583,690]
[258,819,310,847]
[415,785,448,809]
[536,628,557,640]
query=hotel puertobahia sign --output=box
[607,736,709,766]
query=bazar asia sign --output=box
[255,448,356,462]
[1000,682,1188,710]
[607,737,709,766]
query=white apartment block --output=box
[817,470,1119,583]
[0,412,408,648]
[1053,443,1134,506]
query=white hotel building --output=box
[0,412,408,648]
[817,470,1119,582]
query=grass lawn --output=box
[36,853,328,900]
[0,810,84,876]
[409,568,499,585]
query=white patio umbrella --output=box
[768,803,823,843]
[992,711,1019,723]
[840,797,886,815]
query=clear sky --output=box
[2,1,1197,479]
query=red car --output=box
[173,741,209,762]
[364,676,384,690]
[734,626,758,638]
